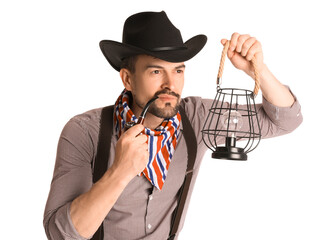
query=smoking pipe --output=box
[124,96,159,130]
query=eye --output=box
[177,69,184,73]
[152,70,160,74]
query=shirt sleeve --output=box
[259,87,303,138]
[43,116,95,240]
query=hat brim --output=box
[99,34,207,71]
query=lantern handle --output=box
[217,40,260,97]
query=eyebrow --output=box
[175,64,186,69]
[145,64,186,70]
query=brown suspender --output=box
[91,105,197,240]
[168,106,197,240]
[91,105,114,240]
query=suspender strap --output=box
[168,106,198,240]
[92,105,114,240]
[91,105,197,240]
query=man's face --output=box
[126,55,185,119]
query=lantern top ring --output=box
[217,87,255,98]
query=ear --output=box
[120,68,133,91]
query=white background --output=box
[1,0,327,239]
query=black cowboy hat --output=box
[100,11,207,71]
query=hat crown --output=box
[122,11,185,51]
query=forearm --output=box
[253,64,295,107]
[70,167,130,238]
[70,124,147,238]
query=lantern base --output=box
[212,146,247,160]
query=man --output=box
[44,11,302,239]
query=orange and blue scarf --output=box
[114,90,181,190]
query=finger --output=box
[124,124,144,137]
[241,37,257,57]
[245,41,261,61]
[135,134,148,144]
[143,142,149,152]
[227,48,234,59]
[135,141,149,153]
[139,142,149,157]
[235,34,250,53]
[229,32,240,52]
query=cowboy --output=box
[44,11,302,240]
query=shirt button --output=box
[149,195,153,201]
[148,224,152,229]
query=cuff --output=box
[261,87,302,123]
[54,202,90,240]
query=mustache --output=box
[154,89,180,98]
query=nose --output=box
[161,73,176,91]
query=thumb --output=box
[221,39,228,45]
[221,39,233,58]
[124,124,145,137]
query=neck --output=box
[143,113,165,129]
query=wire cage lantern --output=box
[202,41,262,160]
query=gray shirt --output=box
[44,93,302,240]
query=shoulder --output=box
[69,107,103,132]
[68,105,115,132]
[61,106,111,145]
[58,106,113,162]
[179,97,214,144]
[180,96,213,120]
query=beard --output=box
[134,90,181,119]
[148,100,180,119]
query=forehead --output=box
[135,55,185,70]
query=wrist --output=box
[248,63,267,80]
[104,164,134,187]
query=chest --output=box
[107,134,188,202]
